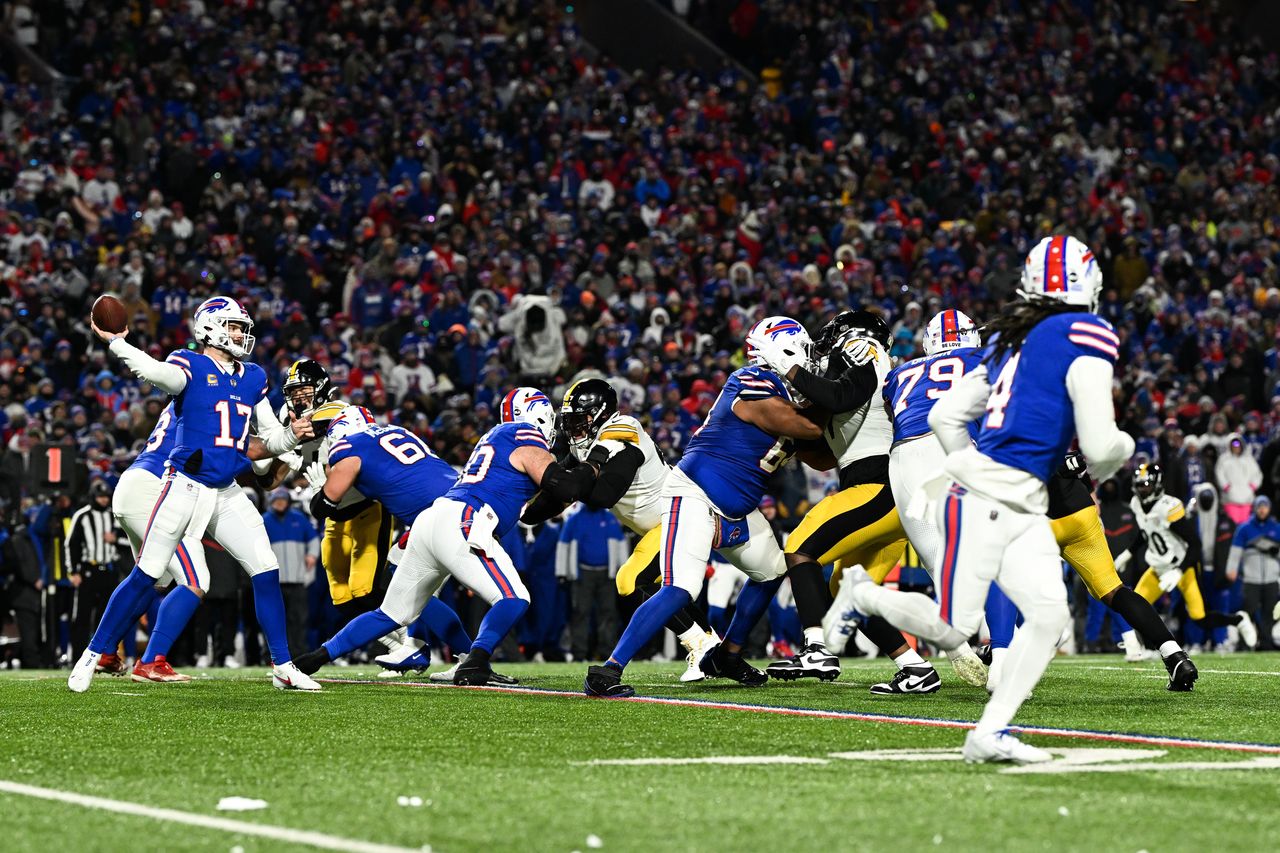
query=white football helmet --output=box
[923,309,982,355]
[1019,235,1103,313]
[744,315,812,375]
[500,386,556,443]
[327,405,376,442]
[191,296,256,358]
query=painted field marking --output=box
[1055,664,1280,677]
[318,678,1280,755]
[573,756,830,766]
[0,780,424,853]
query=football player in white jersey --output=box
[1126,463,1257,646]
[745,310,985,694]
[522,378,721,681]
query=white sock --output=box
[893,648,927,669]
[851,583,970,650]
[975,613,1064,737]
[1159,640,1182,658]
[677,626,703,647]
[1121,629,1142,650]
[803,626,825,647]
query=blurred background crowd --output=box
[3,0,1280,669]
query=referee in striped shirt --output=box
[66,480,125,659]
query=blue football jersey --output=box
[975,312,1120,483]
[884,347,986,442]
[167,350,268,488]
[444,421,549,537]
[326,425,457,526]
[678,365,793,518]
[131,403,177,477]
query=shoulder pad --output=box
[598,415,642,445]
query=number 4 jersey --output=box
[677,365,794,518]
[327,424,458,526]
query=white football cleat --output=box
[68,649,101,693]
[1236,611,1258,649]
[823,567,867,654]
[946,649,989,688]
[272,661,322,691]
[679,631,719,683]
[1123,644,1153,663]
[429,656,462,683]
[963,729,1052,765]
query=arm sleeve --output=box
[309,489,372,523]
[789,363,879,414]
[584,443,644,510]
[108,338,188,394]
[1168,515,1203,568]
[1065,356,1135,484]
[255,398,302,456]
[928,363,991,454]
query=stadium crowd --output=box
[4,0,1280,666]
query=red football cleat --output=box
[770,640,797,660]
[131,656,192,683]
[96,653,126,675]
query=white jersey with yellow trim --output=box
[825,341,895,469]
[588,413,668,534]
[1129,493,1189,572]
[252,400,366,508]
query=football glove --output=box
[1157,568,1182,593]
[304,460,327,492]
[833,332,877,367]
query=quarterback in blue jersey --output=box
[71,296,317,693]
[857,236,1136,764]
[584,316,824,698]
[295,388,602,686]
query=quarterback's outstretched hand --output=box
[90,318,128,344]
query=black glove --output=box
[1061,451,1087,479]
[1256,539,1280,556]
[586,444,611,468]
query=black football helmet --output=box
[814,309,891,355]
[560,378,619,460]
[1132,462,1164,508]
[283,358,334,417]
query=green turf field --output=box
[2,653,1278,852]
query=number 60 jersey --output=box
[327,424,458,526]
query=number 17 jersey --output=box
[884,347,985,443]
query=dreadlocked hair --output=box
[981,299,1080,366]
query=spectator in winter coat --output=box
[497,294,566,384]
[262,489,319,658]
[1217,435,1264,524]
[1187,482,1238,648]
[556,504,626,662]
[1226,496,1280,650]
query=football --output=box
[91,293,128,334]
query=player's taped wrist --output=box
[309,490,340,521]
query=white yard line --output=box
[0,781,425,853]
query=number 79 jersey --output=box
[327,424,458,526]
[975,312,1120,483]
[677,365,793,519]
[444,421,549,537]
[884,347,985,444]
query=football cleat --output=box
[1236,611,1258,649]
[869,664,940,695]
[132,656,192,684]
[96,653,126,676]
[1164,650,1198,692]
[945,649,989,688]
[765,643,840,682]
[963,729,1052,765]
[452,653,494,686]
[1122,640,1153,662]
[823,571,863,654]
[679,632,719,683]
[272,661,322,691]
[584,665,636,698]
[68,649,101,693]
[375,644,430,673]
[974,643,993,666]
[701,644,769,687]
[429,653,518,685]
